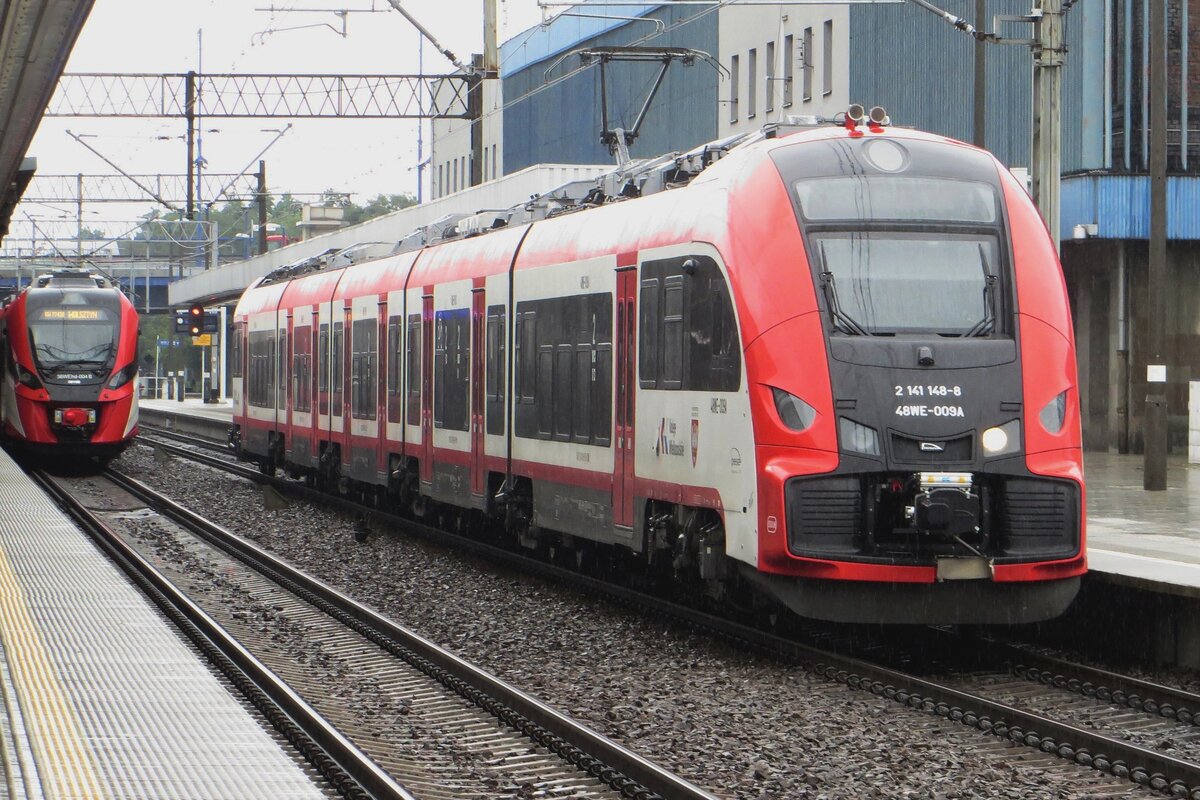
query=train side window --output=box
[332,322,343,416]
[661,277,684,389]
[536,345,553,436]
[405,314,421,426]
[572,347,590,443]
[268,335,276,405]
[486,305,505,436]
[231,324,243,378]
[520,311,536,403]
[293,325,312,412]
[638,278,659,388]
[248,329,275,407]
[433,314,446,426]
[593,343,612,446]
[448,311,470,434]
[351,318,376,420]
[279,329,288,408]
[553,345,572,441]
[433,309,470,432]
[386,316,402,424]
[318,325,329,393]
[386,317,401,396]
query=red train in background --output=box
[231,111,1085,625]
[0,269,140,463]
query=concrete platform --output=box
[0,445,327,798]
[1084,452,1200,598]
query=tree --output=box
[270,193,303,237]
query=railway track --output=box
[37,462,716,800]
[135,433,1200,798]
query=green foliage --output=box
[138,314,205,381]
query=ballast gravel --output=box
[118,444,1153,800]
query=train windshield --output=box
[812,232,999,336]
[26,291,121,372]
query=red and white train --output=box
[231,116,1085,625]
[1,269,140,462]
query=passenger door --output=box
[470,287,486,498]
[613,267,637,528]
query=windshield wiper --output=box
[964,243,998,337]
[820,270,870,336]
[817,242,870,336]
[48,359,107,372]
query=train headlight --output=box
[981,419,1020,456]
[839,418,880,456]
[1039,390,1068,434]
[772,388,817,432]
[107,361,137,389]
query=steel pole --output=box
[1031,0,1063,250]
[1144,0,1168,490]
[973,0,986,148]
[257,161,268,256]
[185,71,196,221]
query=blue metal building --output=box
[497,0,1197,453]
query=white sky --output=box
[18,0,546,238]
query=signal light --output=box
[189,303,204,336]
[868,105,888,125]
[845,103,865,127]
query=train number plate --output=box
[935,557,992,581]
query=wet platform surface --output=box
[1085,452,1200,596]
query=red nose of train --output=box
[60,408,92,427]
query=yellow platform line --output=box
[0,547,105,799]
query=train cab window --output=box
[405,314,421,426]
[293,324,312,412]
[386,316,402,423]
[485,305,505,436]
[434,309,469,432]
[332,322,343,416]
[351,318,377,420]
[639,256,741,392]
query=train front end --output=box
[744,123,1084,625]
[1,272,139,461]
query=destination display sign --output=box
[38,308,103,321]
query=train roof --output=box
[241,110,1000,306]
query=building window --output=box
[452,160,458,193]
[802,28,813,102]
[783,35,794,107]
[492,144,497,179]
[765,41,775,114]
[747,48,757,119]
[823,20,833,96]
[482,147,488,183]
[730,54,740,122]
